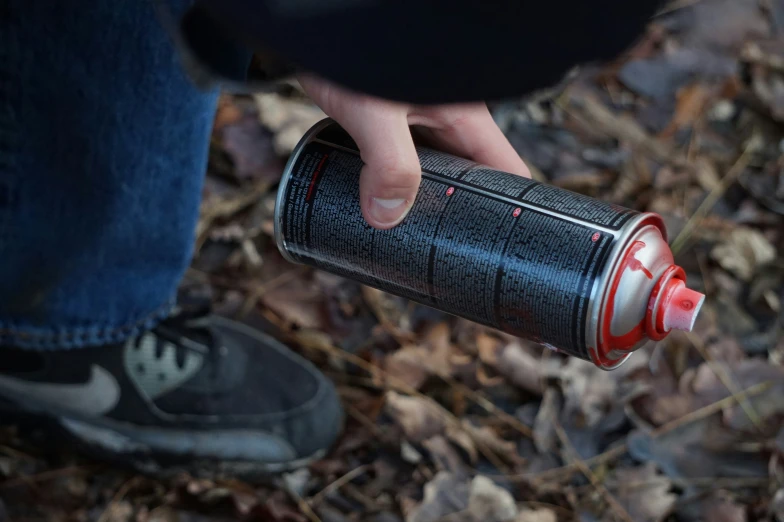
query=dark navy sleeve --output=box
[169,0,664,104]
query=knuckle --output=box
[377,156,421,188]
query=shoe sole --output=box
[0,317,342,482]
[0,401,326,482]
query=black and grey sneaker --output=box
[0,306,344,479]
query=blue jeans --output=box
[1,1,222,349]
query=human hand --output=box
[298,73,530,230]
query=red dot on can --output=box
[512,207,522,217]
[446,187,455,196]
[680,300,694,310]
[591,232,601,242]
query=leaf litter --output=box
[3,1,784,521]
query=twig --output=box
[684,331,764,431]
[655,0,704,16]
[195,180,271,251]
[0,464,100,490]
[282,481,323,522]
[299,337,514,474]
[651,380,771,436]
[342,402,387,440]
[552,418,636,522]
[308,465,369,508]
[97,476,141,522]
[438,374,533,438]
[602,476,771,491]
[671,136,757,255]
[522,380,772,483]
[236,267,306,319]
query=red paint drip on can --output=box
[274,119,705,370]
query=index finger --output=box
[412,104,530,178]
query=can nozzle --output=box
[658,278,705,333]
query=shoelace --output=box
[149,299,218,370]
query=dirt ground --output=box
[2,0,784,521]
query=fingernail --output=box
[370,197,409,225]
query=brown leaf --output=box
[405,473,518,522]
[254,91,327,155]
[466,476,518,522]
[702,493,747,522]
[711,227,777,282]
[659,83,714,139]
[694,156,722,192]
[613,463,676,522]
[554,356,645,428]
[405,472,471,522]
[147,506,180,522]
[384,345,432,390]
[384,323,457,390]
[460,420,520,465]
[384,392,448,443]
[770,488,784,522]
[362,286,411,332]
[220,114,283,182]
[422,435,467,473]
[533,387,561,454]
[261,278,324,329]
[477,333,502,366]
[214,94,243,130]
[515,508,556,522]
[565,91,676,165]
[495,342,544,394]
[103,501,134,522]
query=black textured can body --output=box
[274,119,667,367]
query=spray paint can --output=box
[273,118,705,370]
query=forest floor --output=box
[2,0,784,521]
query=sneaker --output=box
[0,305,344,480]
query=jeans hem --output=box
[0,298,175,350]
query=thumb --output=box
[329,105,421,230]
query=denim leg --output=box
[0,0,220,349]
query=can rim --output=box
[273,117,335,264]
[587,212,666,370]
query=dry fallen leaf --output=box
[533,387,561,454]
[254,91,327,155]
[385,391,448,443]
[770,488,784,522]
[384,345,432,390]
[702,493,747,522]
[460,419,520,465]
[613,463,676,522]
[495,341,544,394]
[466,475,518,522]
[422,435,466,473]
[261,278,325,329]
[405,473,518,522]
[515,508,557,522]
[659,83,714,139]
[384,323,456,390]
[711,227,777,281]
[405,471,471,522]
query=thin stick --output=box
[552,419,635,522]
[308,465,369,508]
[438,374,533,438]
[684,331,764,431]
[97,476,141,522]
[523,380,772,483]
[283,483,323,522]
[237,267,306,319]
[300,337,511,474]
[671,137,756,255]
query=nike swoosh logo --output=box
[0,365,120,416]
